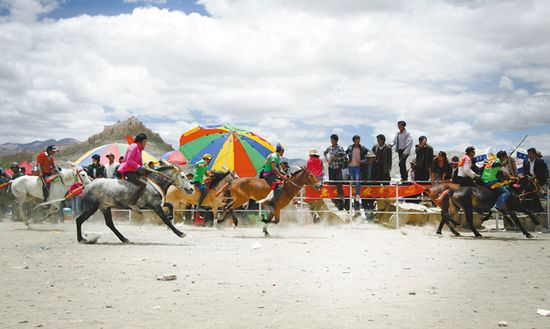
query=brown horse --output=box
[225,168,322,236]
[165,170,237,225]
[425,183,462,236]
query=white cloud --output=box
[123,0,167,4]
[0,0,550,159]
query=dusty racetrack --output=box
[1,219,549,329]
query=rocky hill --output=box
[0,117,174,166]
[0,138,79,155]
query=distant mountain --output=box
[0,138,79,155]
[0,117,174,165]
[57,117,173,162]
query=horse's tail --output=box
[257,190,274,204]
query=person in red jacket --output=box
[36,145,58,200]
[306,149,324,181]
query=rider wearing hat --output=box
[87,154,106,179]
[457,146,480,187]
[117,133,148,212]
[262,143,286,207]
[36,145,58,200]
[194,153,213,212]
[10,162,24,179]
[481,151,511,211]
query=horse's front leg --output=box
[163,202,174,221]
[504,210,533,238]
[153,205,186,238]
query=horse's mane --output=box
[209,171,230,189]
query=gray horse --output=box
[75,165,193,244]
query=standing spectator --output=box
[432,151,452,183]
[114,156,124,179]
[522,148,548,212]
[372,134,392,182]
[392,121,413,181]
[324,134,346,209]
[104,153,118,179]
[280,161,290,177]
[362,151,376,212]
[67,181,83,219]
[414,136,434,182]
[408,160,416,182]
[500,151,518,177]
[450,156,460,183]
[87,154,106,179]
[306,149,324,181]
[346,135,369,198]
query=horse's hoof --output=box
[474,234,483,239]
[526,233,534,239]
[78,239,88,244]
[435,231,442,235]
[122,239,132,244]
[454,233,461,237]
[79,238,97,244]
[178,232,187,239]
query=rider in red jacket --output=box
[36,145,58,200]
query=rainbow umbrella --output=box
[160,150,188,165]
[179,124,275,177]
[75,143,158,167]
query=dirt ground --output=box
[1,218,550,329]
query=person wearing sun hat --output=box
[306,149,324,181]
[104,153,118,179]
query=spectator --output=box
[87,154,106,179]
[432,151,452,183]
[346,135,369,198]
[450,156,460,183]
[500,151,518,177]
[114,156,124,179]
[362,151,376,211]
[372,134,392,182]
[522,147,548,212]
[280,161,290,177]
[104,153,118,179]
[414,136,433,182]
[324,134,346,208]
[392,121,413,181]
[408,160,416,182]
[306,149,324,181]
[67,181,83,219]
[148,161,156,170]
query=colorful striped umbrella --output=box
[160,150,188,165]
[179,124,275,177]
[74,143,158,167]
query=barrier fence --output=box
[101,179,549,232]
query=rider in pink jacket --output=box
[117,134,148,212]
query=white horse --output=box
[10,164,91,226]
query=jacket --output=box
[522,158,548,185]
[346,144,369,167]
[117,143,144,174]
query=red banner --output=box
[304,183,428,202]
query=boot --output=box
[197,191,207,212]
[128,185,145,214]
[42,184,49,201]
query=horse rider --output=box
[481,151,511,211]
[36,145,58,200]
[117,133,148,213]
[456,146,480,187]
[193,153,213,212]
[262,143,286,208]
[10,162,25,179]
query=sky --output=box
[0,0,549,159]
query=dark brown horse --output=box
[225,168,322,236]
[425,183,462,236]
[428,181,539,238]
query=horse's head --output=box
[73,165,91,185]
[293,167,322,190]
[173,167,194,195]
[60,165,91,186]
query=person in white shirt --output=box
[392,121,413,181]
[457,146,480,186]
[104,153,119,179]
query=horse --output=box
[225,168,322,236]
[165,170,237,226]
[425,183,462,237]
[10,165,91,226]
[75,164,194,244]
[446,181,539,238]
